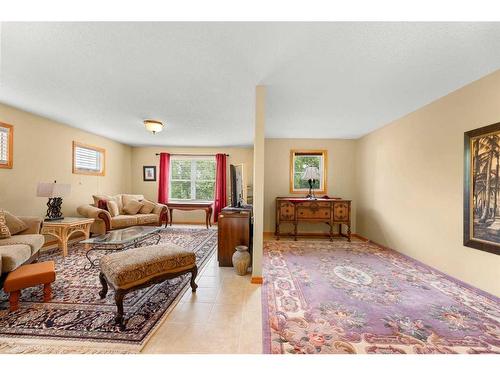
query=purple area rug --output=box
[0,227,217,349]
[262,239,500,354]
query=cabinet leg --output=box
[347,226,351,242]
[329,223,333,242]
[294,222,298,241]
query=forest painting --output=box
[464,122,500,255]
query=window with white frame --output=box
[0,123,13,169]
[169,157,216,201]
[72,141,106,176]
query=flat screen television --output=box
[230,164,244,207]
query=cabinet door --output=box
[333,202,349,221]
[279,201,295,221]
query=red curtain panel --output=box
[158,152,170,204]
[214,153,227,222]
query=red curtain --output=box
[158,152,170,204]
[214,153,227,223]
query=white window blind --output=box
[0,126,9,165]
[74,145,103,172]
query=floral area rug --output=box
[262,239,500,354]
[0,227,217,352]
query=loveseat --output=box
[0,214,44,280]
[77,194,168,235]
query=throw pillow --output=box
[139,200,155,214]
[97,199,108,211]
[3,210,28,235]
[107,200,120,217]
[0,211,11,239]
[123,199,143,215]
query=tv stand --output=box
[217,205,253,267]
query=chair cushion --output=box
[100,244,195,289]
[111,215,138,228]
[139,200,156,214]
[3,261,56,292]
[3,211,28,235]
[0,244,32,273]
[0,234,45,254]
[123,200,143,215]
[0,211,11,239]
[136,214,159,225]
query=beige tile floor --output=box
[141,252,263,354]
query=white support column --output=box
[251,85,265,283]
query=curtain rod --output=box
[155,153,229,157]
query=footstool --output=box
[3,261,56,312]
[99,243,198,329]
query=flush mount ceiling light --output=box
[143,119,164,134]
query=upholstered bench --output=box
[3,261,56,311]
[98,243,198,329]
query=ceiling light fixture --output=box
[144,119,164,134]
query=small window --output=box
[0,122,13,169]
[169,157,216,201]
[290,150,327,194]
[72,141,106,176]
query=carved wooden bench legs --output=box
[99,265,198,330]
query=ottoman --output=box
[3,261,56,312]
[99,243,198,329]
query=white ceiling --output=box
[1,22,499,146]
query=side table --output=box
[41,217,94,256]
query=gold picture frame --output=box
[289,149,327,195]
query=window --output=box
[0,122,13,169]
[290,150,327,194]
[72,141,106,176]
[169,157,216,201]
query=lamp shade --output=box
[37,182,71,198]
[301,166,320,181]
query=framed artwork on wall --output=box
[464,122,500,255]
[143,166,156,181]
[289,150,327,195]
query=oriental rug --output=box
[0,227,217,352]
[262,239,500,354]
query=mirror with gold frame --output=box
[289,150,327,195]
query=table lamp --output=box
[301,166,320,199]
[37,181,71,221]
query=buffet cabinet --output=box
[275,197,351,241]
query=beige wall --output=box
[0,103,132,218]
[264,138,357,234]
[356,70,500,296]
[131,146,254,223]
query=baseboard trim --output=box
[352,233,369,242]
[251,276,263,284]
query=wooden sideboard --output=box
[275,197,351,241]
[217,206,253,267]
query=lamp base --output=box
[45,197,64,221]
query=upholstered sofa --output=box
[0,215,44,281]
[77,194,168,235]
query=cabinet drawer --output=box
[297,206,330,219]
[333,202,349,221]
[278,202,295,221]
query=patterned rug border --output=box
[0,227,217,353]
[261,237,500,354]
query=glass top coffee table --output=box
[80,226,162,270]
